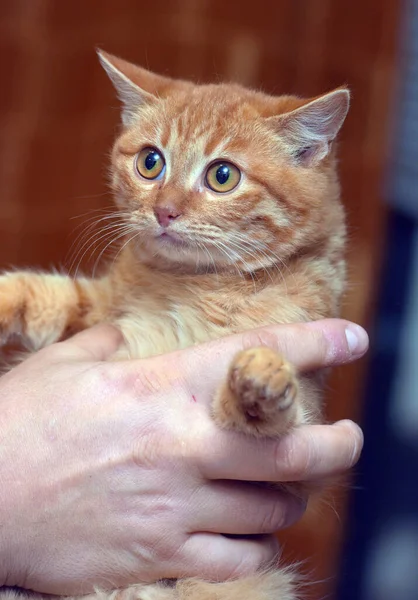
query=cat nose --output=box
[154,205,182,227]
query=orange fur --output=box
[0,51,350,600]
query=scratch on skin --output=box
[191,395,197,403]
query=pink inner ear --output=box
[294,144,324,165]
[294,142,331,166]
[295,146,312,160]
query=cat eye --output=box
[135,147,166,180]
[205,161,241,193]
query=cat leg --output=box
[0,271,111,350]
[212,346,303,437]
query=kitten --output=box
[0,51,349,600]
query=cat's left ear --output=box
[269,88,350,165]
[97,50,176,126]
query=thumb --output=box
[56,324,124,361]
[176,319,368,393]
[118,319,368,406]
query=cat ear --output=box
[269,88,350,165]
[97,50,173,126]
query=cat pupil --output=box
[216,165,230,185]
[145,152,158,171]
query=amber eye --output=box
[135,147,165,180]
[205,162,241,193]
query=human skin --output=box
[0,319,366,595]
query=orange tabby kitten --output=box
[0,51,349,600]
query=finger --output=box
[54,324,124,361]
[188,480,306,535]
[115,319,368,402]
[186,319,368,378]
[198,420,364,482]
[171,533,280,580]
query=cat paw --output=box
[0,276,23,344]
[230,347,297,416]
[213,347,300,437]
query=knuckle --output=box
[131,411,186,472]
[132,429,161,469]
[155,531,187,564]
[130,526,185,572]
[86,361,119,394]
[241,328,282,352]
[274,433,313,480]
[134,365,165,394]
[124,356,187,399]
[131,414,180,471]
[118,361,175,399]
[306,328,329,362]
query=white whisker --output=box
[72,224,135,278]
[89,225,140,278]
[107,230,145,273]
[66,211,132,271]
[68,220,124,268]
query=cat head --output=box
[99,50,349,274]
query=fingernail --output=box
[333,419,364,443]
[345,324,369,355]
[334,419,362,433]
[333,420,364,460]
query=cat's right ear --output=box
[97,50,172,126]
[268,88,350,166]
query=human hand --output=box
[0,319,366,595]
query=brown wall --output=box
[0,1,401,597]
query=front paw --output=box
[214,347,301,437]
[0,275,25,344]
[230,346,297,417]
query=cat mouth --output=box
[155,230,189,247]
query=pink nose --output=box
[154,205,181,227]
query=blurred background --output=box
[0,0,416,598]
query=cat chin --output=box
[132,237,236,274]
[132,237,205,270]
[152,235,195,258]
